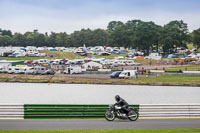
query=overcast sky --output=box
[0,0,200,34]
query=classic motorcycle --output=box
[104,104,138,121]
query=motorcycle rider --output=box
[114,95,130,116]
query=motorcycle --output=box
[104,104,139,121]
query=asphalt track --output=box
[0,120,200,130]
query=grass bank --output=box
[0,74,200,86]
[124,75,200,86]
[1,129,200,133]
[2,51,81,60]
[2,51,127,61]
[163,65,200,71]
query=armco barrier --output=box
[24,104,139,119]
[139,104,200,119]
[0,103,24,119]
[1,104,200,119]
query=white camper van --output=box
[7,66,15,74]
[12,67,21,74]
[64,66,82,74]
[33,66,47,75]
[0,66,3,73]
[119,70,137,79]
[25,67,35,74]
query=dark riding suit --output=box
[115,97,129,115]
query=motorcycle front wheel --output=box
[128,108,139,121]
[104,110,115,121]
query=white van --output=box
[37,59,49,64]
[33,66,47,75]
[0,66,3,73]
[7,66,15,74]
[119,70,137,79]
[25,67,35,74]
[13,67,21,74]
[64,66,82,74]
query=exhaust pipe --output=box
[128,115,136,117]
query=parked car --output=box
[100,52,110,56]
[110,71,121,78]
[41,69,55,75]
[24,60,33,65]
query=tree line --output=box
[0,19,200,55]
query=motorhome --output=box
[0,66,3,73]
[33,66,47,75]
[12,67,21,74]
[119,70,137,79]
[36,59,49,64]
[7,66,15,74]
[0,67,7,73]
[25,67,35,74]
[64,66,82,74]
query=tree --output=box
[0,28,12,37]
[125,20,143,48]
[192,28,200,49]
[109,25,131,47]
[91,29,108,46]
[55,32,69,47]
[160,20,189,54]
[24,32,34,46]
[31,30,46,47]
[12,33,26,46]
[107,21,124,31]
[132,21,161,55]
[108,20,145,48]
[0,35,12,46]
[47,32,57,47]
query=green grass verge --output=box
[2,51,128,61]
[3,51,81,60]
[125,75,200,86]
[164,65,200,71]
[1,74,200,86]
[93,54,127,59]
[1,129,200,133]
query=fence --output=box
[150,70,200,76]
[0,103,24,119]
[139,104,200,119]
[24,104,139,119]
[0,104,200,119]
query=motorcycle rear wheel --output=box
[104,110,115,121]
[128,108,138,121]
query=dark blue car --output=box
[110,71,121,78]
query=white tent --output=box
[82,61,102,69]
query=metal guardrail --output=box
[1,104,200,119]
[24,104,108,119]
[0,103,24,119]
[139,104,200,119]
[150,70,200,75]
[24,104,139,119]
